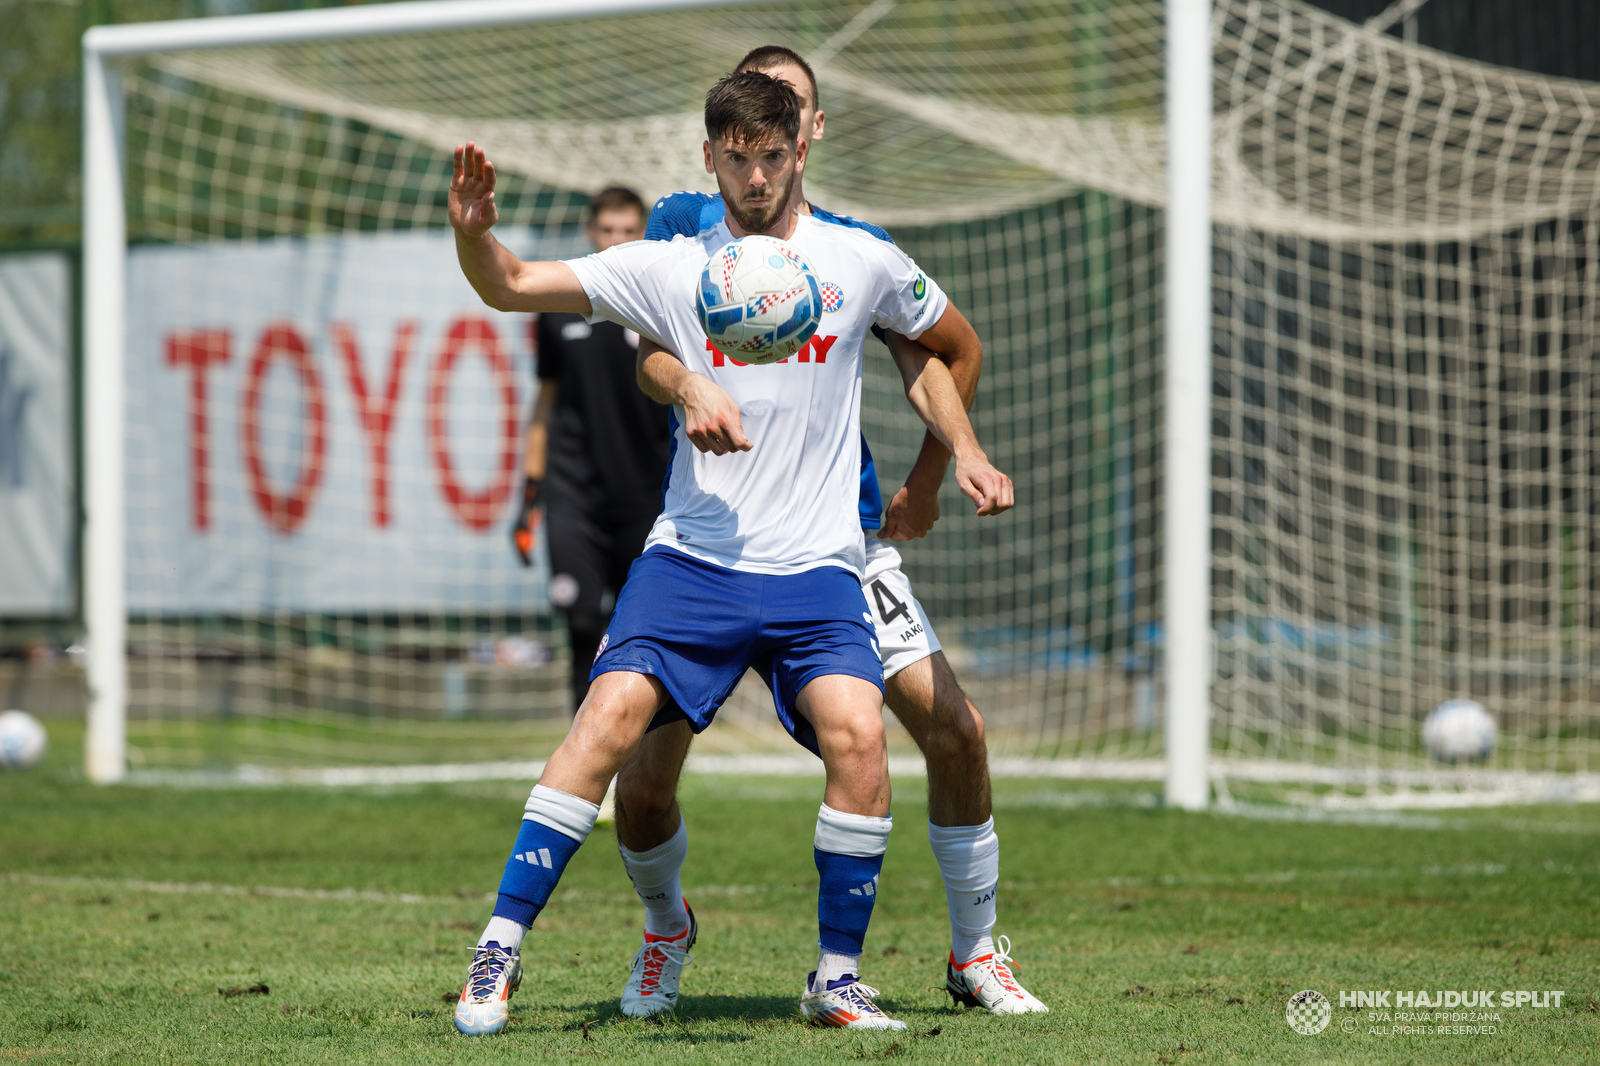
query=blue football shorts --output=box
[589,546,884,756]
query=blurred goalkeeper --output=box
[511,186,669,713]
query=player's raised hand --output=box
[954,451,1014,517]
[679,373,751,456]
[450,142,499,237]
[878,485,940,540]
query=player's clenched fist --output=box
[451,142,499,238]
[678,374,751,456]
[954,451,1014,517]
[878,485,940,541]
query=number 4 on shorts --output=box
[870,579,911,625]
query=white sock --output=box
[618,817,688,937]
[815,949,860,988]
[478,915,527,952]
[523,783,601,841]
[929,818,1000,963]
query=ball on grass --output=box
[0,709,48,771]
[1423,699,1495,763]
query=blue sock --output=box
[494,819,581,926]
[491,785,598,927]
[813,804,892,957]
[814,849,886,955]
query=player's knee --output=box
[831,706,887,762]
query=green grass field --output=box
[2,729,1596,1064]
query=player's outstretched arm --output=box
[878,308,983,539]
[450,142,592,315]
[636,338,751,456]
[891,307,1012,518]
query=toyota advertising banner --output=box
[125,229,588,613]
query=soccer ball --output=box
[697,234,822,365]
[0,710,48,771]
[1422,699,1496,763]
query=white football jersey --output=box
[566,213,948,576]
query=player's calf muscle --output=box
[615,723,692,851]
[886,655,991,826]
[886,654,986,762]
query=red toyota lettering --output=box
[807,334,838,363]
[240,323,327,535]
[165,329,231,531]
[706,339,750,367]
[333,321,415,528]
[428,316,519,533]
[709,336,836,367]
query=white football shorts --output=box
[861,538,942,680]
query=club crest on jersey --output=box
[593,633,609,663]
[820,282,846,313]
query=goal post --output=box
[1162,0,1213,811]
[82,46,127,785]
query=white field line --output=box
[122,755,1166,788]
[3,871,481,905]
[9,861,1552,911]
[121,755,1600,811]
[1,872,790,906]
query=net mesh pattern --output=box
[113,0,1600,777]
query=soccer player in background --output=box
[446,71,1013,1033]
[509,187,669,715]
[610,45,1049,1020]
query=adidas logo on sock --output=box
[848,875,879,897]
[513,848,554,868]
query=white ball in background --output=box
[0,710,49,771]
[1423,699,1496,763]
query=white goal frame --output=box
[79,0,1215,802]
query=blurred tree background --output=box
[2,0,1594,253]
[0,0,379,251]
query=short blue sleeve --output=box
[645,192,719,241]
[809,205,895,245]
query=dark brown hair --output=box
[587,185,646,223]
[736,45,820,112]
[703,70,801,148]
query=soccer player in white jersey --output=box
[609,46,1049,1021]
[445,71,1013,1034]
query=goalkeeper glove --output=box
[511,476,542,567]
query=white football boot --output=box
[800,972,908,1030]
[453,942,522,1035]
[945,935,1049,1015]
[619,901,697,1018]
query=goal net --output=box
[100,0,1600,799]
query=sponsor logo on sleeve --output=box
[912,274,927,301]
